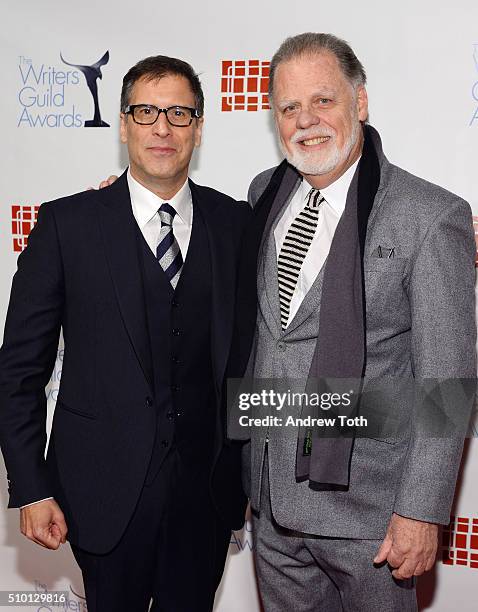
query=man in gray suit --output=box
[228,33,476,611]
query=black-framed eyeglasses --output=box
[124,104,201,127]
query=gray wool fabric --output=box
[242,126,476,539]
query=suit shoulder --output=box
[248,166,278,206]
[192,183,250,217]
[193,183,236,206]
[388,164,469,215]
[42,187,100,217]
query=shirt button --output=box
[172,328,181,336]
[146,396,153,407]
[161,439,169,447]
[278,342,286,351]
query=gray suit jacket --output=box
[243,131,476,538]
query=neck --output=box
[301,129,364,190]
[129,167,188,200]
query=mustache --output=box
[290,128,335,143]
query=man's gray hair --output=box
[269,32,366,98]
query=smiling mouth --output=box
[300,136,331,146]
[148,146,176,154]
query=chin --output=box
[288,151,341,176]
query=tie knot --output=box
[306,188,324,210]
[158,203,176,226]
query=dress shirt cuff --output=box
[20,497,54,509]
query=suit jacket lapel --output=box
[227,161,301,379]
[97,172,153,391]
[188,180,235,393]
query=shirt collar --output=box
[127,168,192,230]
[301,156,361,215]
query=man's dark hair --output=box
[120,55,204,116]
[269,32,367,98]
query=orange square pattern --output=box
[11,205,40,252]
[221,60,270,111]
[442,515,478,569]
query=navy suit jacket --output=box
[0,172,250,553]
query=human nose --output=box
[296,107,320,130]
[152,110,171,137]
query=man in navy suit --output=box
[0,55,249,612]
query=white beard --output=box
[278,117,361,176]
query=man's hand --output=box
[86,175,118,191]
[99,175,118,189]
[20,499,68,550]
[374,513,438,579]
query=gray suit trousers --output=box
[253,451,418,612]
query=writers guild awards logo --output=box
[442,515,478,569]
[61,50,110,127]
[221,60,270,111]
[11,204,39,252]
[470,44,478,126]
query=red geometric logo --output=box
[473,216,478,267]
[442,515,478,569]
[11,205,39,252]
[221,60,270,111]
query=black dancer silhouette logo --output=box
[60,50,110,127]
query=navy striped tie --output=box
[156,203,183,289]
[277,188,324,329]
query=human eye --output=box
[137,105,153,116]
[172,107,187,117]
[281,103,298,116]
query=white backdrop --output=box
[1,1,477,610]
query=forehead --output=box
[273,51,351,100]
[129,74,195,105]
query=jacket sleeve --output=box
[393,198,476,524]
[0,203,64,507]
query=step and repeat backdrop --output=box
[1,1,477,610]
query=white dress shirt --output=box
[127,169,193,258]
[21,171,194,510]
[274,159,360,328]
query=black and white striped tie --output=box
[156,203,183,289]
[277,188,324,329]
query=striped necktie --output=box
[277,188,324,329]
[156,203,183,289]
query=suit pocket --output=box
[364,258,409,331]
[366,436,399,445]
[364,257,407,273]
[55,398,98,420]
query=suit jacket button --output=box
[172,356,180,364]
[146,397,153,408]
[161,439,169,447]
[166,411,174,420]
[172,384,180,393]
[172,328,181,336]
[172,299,179,308]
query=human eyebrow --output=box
[276,99,299,111]
[311,89,336,99]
